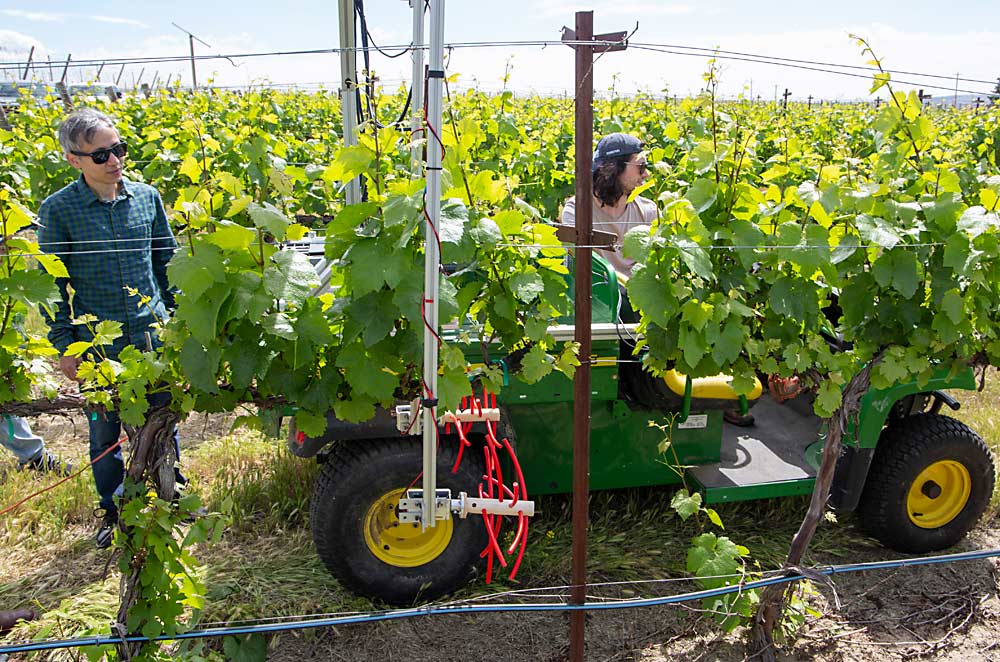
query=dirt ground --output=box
[263,525,1000,662]
[16,414,1000,662]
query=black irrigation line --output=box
[1,547,998,654]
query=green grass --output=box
[950,374,1000,511]
[1,381,998,655]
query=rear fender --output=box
[287,407,403,458]
[831,367,976,512]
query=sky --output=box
[1,1,998,103]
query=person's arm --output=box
[36,201,80,381]
[36,202,74,355]
[560,197,576,227]
[149,189,178,310]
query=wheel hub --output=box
[907,460,971,529]
[364,487,453,567]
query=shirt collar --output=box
[74,173,134,205]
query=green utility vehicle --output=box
[289,255,996,606]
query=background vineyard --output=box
[1,84,999,658]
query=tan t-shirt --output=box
[560,196,658,275]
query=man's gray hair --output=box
[57,108,117,154]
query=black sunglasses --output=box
[627,160,648,174]
[70,141,127,165]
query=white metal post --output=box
[410,0,425,174]
[338,0,362,205]
[421,0,446,529]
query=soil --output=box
[261,528,1000,662]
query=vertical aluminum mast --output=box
[338,0,361,205]
[420,0,446,529]
[409,0,425,174]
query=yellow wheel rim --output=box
[906,460,971,529]
[364,488,453,567]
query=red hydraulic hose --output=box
[0,434,127,518]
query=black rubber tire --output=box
[859,414,995,553]
[310,437,488,605]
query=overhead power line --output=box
[0,39,996,95]
[627,41,997,87]
[628,44,993,97]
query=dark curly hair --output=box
[592,158,631,207]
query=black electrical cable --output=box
[354,0,418,129]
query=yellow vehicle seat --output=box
[663,370,763,403]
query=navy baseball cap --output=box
[592,133,644,172]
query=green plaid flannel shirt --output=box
[37,175,177,358]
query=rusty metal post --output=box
[22,46,34,80]
[60,55,71,84]
[570,11,594,662]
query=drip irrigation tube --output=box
[2,547,998,654]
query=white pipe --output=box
[338,0,361,206]
[421,0,446,530]
[410,0,425,174]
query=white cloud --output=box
[91,16,150,29]
[0,29,48,64]
[1,9,65,22]
[530,1,697,19]
[1,9,149,29]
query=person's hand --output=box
[59,354,81,382]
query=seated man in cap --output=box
[560,132,657,277]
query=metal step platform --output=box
[688,392,824,503]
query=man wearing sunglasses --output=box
[561,132,657,276]
[37,108,187,549]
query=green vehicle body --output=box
[293,253,992,605]
[294,253,976,507]
[477,255,975,504]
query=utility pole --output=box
[954,72,959,107]
[782,88,791,110]
[172,22,211,90]
[807,94,813,109]
[560,13,627,662]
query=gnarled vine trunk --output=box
[747,359,878,660]
[114,402,181,661]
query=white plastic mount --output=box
[395,400,501,435]
[398,488,536,523]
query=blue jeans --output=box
[0,415,46,464]
[87,392,185,512]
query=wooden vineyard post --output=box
[561,12,629,661]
